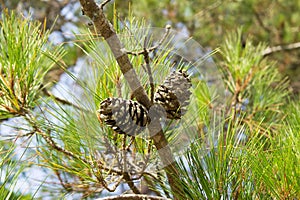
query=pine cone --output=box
[97,98,149,136]
[154,70,192,119]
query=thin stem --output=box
[24,113,127,192]
[96,194,171,200]
[100,0,112,10]
[262,42,300,56]
[125,25,171,56]
[122,135,141,194]
[125,25,171,102]
[143,47,155,102]
[42,86,90,112]
[54,170,72,191]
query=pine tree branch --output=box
[79,0,182,198]
[80,0,151,108]
[100,0,112,9]
[96,194,171,200]
[24,113,129,192]
[143,47,155,102]
[262,42,300,56]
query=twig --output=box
[54,170,72,191]
[96,194,171,200]
[116,75,122,97]
[125,25,171,56]
[143,44,155,102]
[125,25,171,103]
[42,86,89,112]
[103,135,116,154]
[40,129,83,161]
[125,136,135,150]
[262,42,300,56]
[40,128,124,192]
[95,174,123,192]
[122,135,141,194]
[25,113,127,192]
[123,172,140,194]
[36,127,123,192]
[122,135,128,172]
[131,140,152,181]
[155,158,171,198]
[100,0,112,10]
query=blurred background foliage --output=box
[1,0,299,92]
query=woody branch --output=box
[79,0,182,198]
